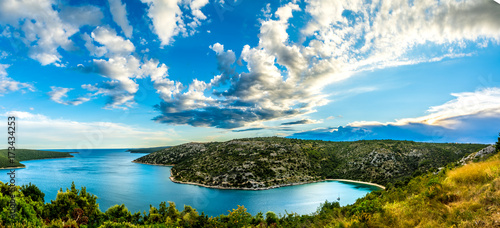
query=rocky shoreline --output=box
[133,161,386,190]
[169,174,386,190]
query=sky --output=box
[1,0,500,149]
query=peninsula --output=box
[0,149,74,169]
[133,137,487,189]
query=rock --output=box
[459,145,496,165]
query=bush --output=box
[446,160,500,185]
[265,211,278,225]
[21,183,45,203]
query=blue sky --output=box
[1,0,500,149]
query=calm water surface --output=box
[0,149,380,216]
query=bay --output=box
[0,149,380,217]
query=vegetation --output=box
[127,147,170,154]
[496,132,500,152]
[1,147,499,227]
[134,137,486,188]
[0,149,73,168]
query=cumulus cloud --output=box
[141,0,184,46]
[78,48,179,109]
[141,0,210,46]
[59,4,103,27]
[47,86,91,106]
[0,0,103,66]
[0,64,34,95]
[78,26,170,110]
[152,0,500,130]
[289,88,500,144]
[108,0,133,38]
[82,33,107,57]
[152,3,328,129]
[84,56,140,109]
[302,0,500,71]
[0,111,178,149]
[91,26,135,56]
[395,88,500,127]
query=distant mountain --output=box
[127,146,171,153]
[0,149,73,168]
[133,137,488,189]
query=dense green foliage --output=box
[1,149,500,227]
[0,149,73,168]
[134,137,486,187]
[0,157,23,168]
[127,147,170,153]
[496,132,500,152]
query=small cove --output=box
[0,149,381,216]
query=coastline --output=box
[169,175,385,190]
[134,162,386,190]
[20,155,74,162]
[131,160,174,166]
[0,166,25,169]
[327,179,386,190]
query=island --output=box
[0,149,74,169]
[127,146,170,153]
[133,137,487,189]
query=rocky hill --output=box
[133,137,487,189]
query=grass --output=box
[446,159,500,185]
[351,153,500,227]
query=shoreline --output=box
[131,161,174,166]
[0,155,74,169]
[326,179,386,190]
[0,166,25,169]
[21,155,74,162]
[133,161,385,190]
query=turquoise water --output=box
[0,149,380,216]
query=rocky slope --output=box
[133,137,487,189]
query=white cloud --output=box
[395,88,500,127]
[141,0,184,46]
[88,56,141,109]
[82,33,108,57]
[59,4,103,27]
[344,87,500,129]
[190,0,209,20]
[154,3,332,128]
[91,26,135,56]
[0,0,103,66]
[302,0,500,72]
[0,64,34,95]
[0,111,178,149]
[47,86,91,106]
[108,0,133,38]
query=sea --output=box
[0,149,380,216]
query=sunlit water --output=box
[0,149,380,216]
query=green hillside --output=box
[1,141,499,227]
[0,156,24,168]
[134,137,487,188]
[0,149,73,168]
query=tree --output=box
[265,211,278,225]
[21,182,45,202]
[496,132,500,152]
